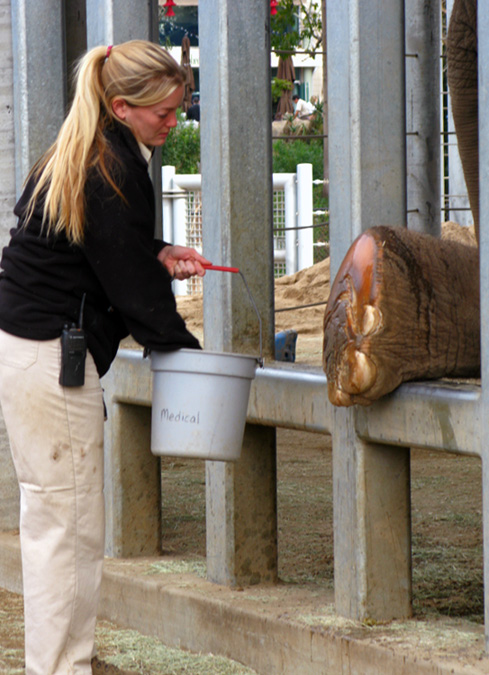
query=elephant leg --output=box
[323,226,480,406]
[447,0,479,239]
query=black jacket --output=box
[0,122,200,376]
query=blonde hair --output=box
[26,40,185,244]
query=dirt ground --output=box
[0,222,484,672]
[0,430,483,673]
[158,430,483,623]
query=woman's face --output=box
[112,85,184,147]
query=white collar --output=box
[138,142,153,165]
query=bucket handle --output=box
[203,264,264,367]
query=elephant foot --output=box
[323,226,480,406]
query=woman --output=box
[0,40,208,674]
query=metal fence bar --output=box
[328,0,411,624]
[477,0,489,651]
[296,163,314,269]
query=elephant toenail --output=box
[341,350,376,395]
[362,305,382,336]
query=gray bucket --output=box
[150,349,258,461]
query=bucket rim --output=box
[150,347,260,363]
[150,348,259,377]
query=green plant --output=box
[271,77,294,103]
[161,110,200,174]
[272,138,323,178]
[272,138,329,259]
[271,0,322,56]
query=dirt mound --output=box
[175,258,330,364]
[274,257,329,335]
[177,258,330,329]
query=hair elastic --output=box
[106,45,113,59]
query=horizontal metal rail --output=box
[355,380,481,457]
[104,349,481,458]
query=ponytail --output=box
[24,41,185,245]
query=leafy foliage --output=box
[271,77,294,103]
[272,138,324,179]
[161,114,326,186]
[161,111,201,174]
[271,0,322,56]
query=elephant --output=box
[323,0,482,407]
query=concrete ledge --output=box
[356,379,481,457]
[1,532,488,675]
[104,349,482,454]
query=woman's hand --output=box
[157,245,211,280]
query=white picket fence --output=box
[162,164,315,295]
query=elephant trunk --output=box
[447,0,479,242]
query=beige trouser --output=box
[0,329,105,675]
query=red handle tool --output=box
[203,264,240,274]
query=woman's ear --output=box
[112,98,127,121]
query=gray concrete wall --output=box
[0,0,20,530]
[0,0,17,246]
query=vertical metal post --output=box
[200,0,277,586]
[11,0,66,194]
[405,0,441,235]
[477,1,489,651]
[284,175,298,274]
[172,186,188,296]
[0,0,17,243]
[161,165,175,243]
[327,0,412,620]
[296,163,314,270]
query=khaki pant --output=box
[0,330,105,674]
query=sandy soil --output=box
[175,254,330,366]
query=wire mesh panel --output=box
[273,189,287,277]
[313,180,329,265]
[182,187,293,294]
[185,190,203,295]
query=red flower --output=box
[163,0,176,17]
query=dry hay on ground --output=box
[441,220,476,245]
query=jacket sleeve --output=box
[153,239,169,256]
[82,172,200,353]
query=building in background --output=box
[158,0,323,108]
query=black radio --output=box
[59,324,87,387]
[59,293,87,387]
